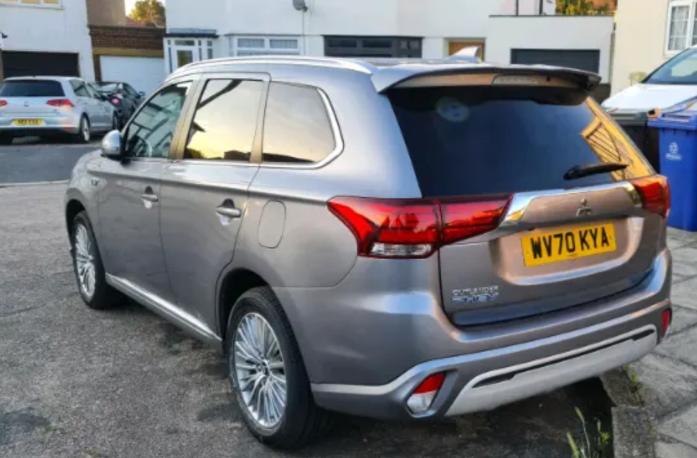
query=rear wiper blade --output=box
[564,162,628,181]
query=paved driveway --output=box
[0,138,98,185]
[0,184,612,457]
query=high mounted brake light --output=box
[328,195,511,259]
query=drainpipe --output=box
[0,32,5,80]
[539,0,544,15]
[515,0,520,15]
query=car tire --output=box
[0,135,13,145]
[73,116,91,143]
[69,211,123,309]
[225,287,331,449]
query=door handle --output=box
[216,200,242,219]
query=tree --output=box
[128,0,166,27]
[556,0,611,16]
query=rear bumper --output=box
[0,114,81,136]
[311,303,664,420]
[282,249,672,420]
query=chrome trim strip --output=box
[106,274,221,344]
[446,325,656,416]
[501,181,641,226]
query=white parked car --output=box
[0,76,118,145]
[603,47,697,169]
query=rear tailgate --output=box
[0,79,67,118]
[387,73,666,326]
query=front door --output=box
[96,81,192,302]
[160,76,267,331]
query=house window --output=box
[230,36,301,57]
[668,2,692,51]
[0,0,61,7]
[324,36,422,58]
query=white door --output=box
[100,56,165,97]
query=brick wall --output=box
[90,26,164,51]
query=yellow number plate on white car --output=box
[521,223,617,267]
[12,119,44,126]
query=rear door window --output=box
[0,80,64,97]
[71,80,90,98]
[184,79,264,161]
[388,86,652,197]
[262,82,336,164]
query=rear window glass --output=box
[388,86,652,197]
[0,80,65,97]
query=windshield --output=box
[94,83,120,93]
[0,80,65,97]
[645,48,697,85]
[388,86,653,197]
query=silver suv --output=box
[65,57,673,448]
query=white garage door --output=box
[100,56,165,96]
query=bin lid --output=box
[648,99,697,130]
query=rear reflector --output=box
[632,176,670,218]
[661,308,672,337]
[407,373,446,415]
[328,195,511,259]
[47,98,74,108]
[0,99,6,107]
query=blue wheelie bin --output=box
[648,109,697,231]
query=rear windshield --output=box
[388,86,652,197]
[0,80,65,97]
[95,82,119,93]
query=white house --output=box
[611,0,694,95]
[164,0,613,94]
[0,0,94,80]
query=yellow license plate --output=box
[522,223,617,267]
[12,119,44,126]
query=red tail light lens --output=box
[661,308,672,337]
[47,98,75,108]
[111,97,121,105]
[632,176,670,217]
[0,99,7,107]
[407,372,446,414]
[328,195,511,259]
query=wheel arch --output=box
[65,198,87,235]
[217,268,270,343]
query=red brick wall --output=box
[90,26,164,51]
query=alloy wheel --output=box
[233,312,287,429]
[81,119,91,142]
[73,223,96,299]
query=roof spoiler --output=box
[373,64,602,93]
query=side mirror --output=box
[138,91,145,98]
[101,130,123,160]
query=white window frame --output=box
[165,38,215,73]
[666,0,696,55]
[0,0,62,8]
[229,36,302,57]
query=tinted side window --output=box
[184,79,263,161]
[124,82,190,159]
[262,83,335,164]
[71,81,90,97]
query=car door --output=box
[86,83,112,128]
[71,80,100,126]
[159,75,267,330]
[95,80,193,303]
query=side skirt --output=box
[106,273,222,347]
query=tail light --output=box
[661,308,672,338]
[328,195,511,259]
[0,99,7,107]
[406,372,446,414]
[111,97,121,105]
[47,99,75,108]
[632,176,670,217]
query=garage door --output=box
[511,49,600,74]
[2,51,79,78]
[99,56,164,96]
